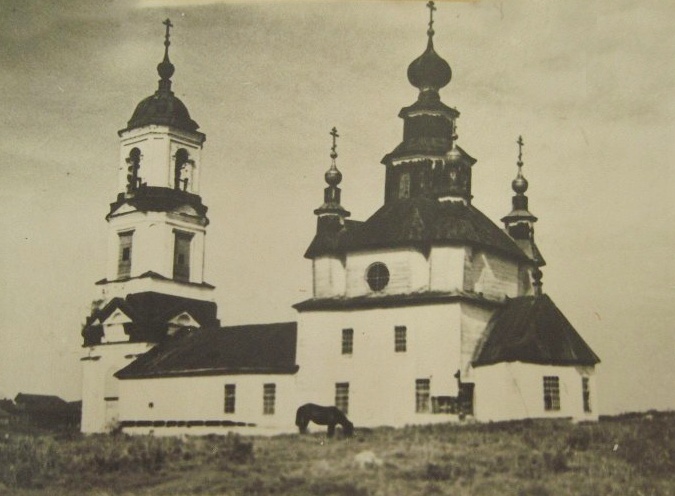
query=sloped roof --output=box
[14,394,69,412]
[82,291,219,346]
[473,294,600,367]
[304,219,363,258]
[116,322,298,379]
[341,198,527,261]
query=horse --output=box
[295,403,354,438]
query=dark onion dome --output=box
[512,174,529,194]
[407,36,452,91]
[325,164,343,186]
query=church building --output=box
[80,5,600,435]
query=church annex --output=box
[80,5,600,435]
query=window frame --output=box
[543,376,560,411]
[415,378,430,413]
[341,328,354,355]
[173,230,194,282]
[263,383,276,415]
[117,231,134,278]
[582,377,591,413]
[394,326,407,352]
[335,382,350,415]
[366,262,390,292]
[224,384,236,414]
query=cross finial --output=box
[162,18,173,54]
[517,135,524,167]
[427,1,436,37]
[330,127,339,159]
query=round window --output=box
[366,262,390,291]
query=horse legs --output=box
[327,423,335,438]
[298,420,309,434]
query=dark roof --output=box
[107,186,209,222]
[95,271,216,289]
[14,394,69,412]
[294,290,504,312]
[304,219,363,258]
[116,322,299,379]
[473,295,600,367]
[306,197,528,261]
[120,90,201,135]
[82,291,219,346]
[382,137,452,164]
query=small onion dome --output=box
[157,56,175,81]
[407,38,452,91]
[325,163,342,187]
[512,174,529,194]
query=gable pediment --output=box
[168,311,199,328]
[101,309,133,327]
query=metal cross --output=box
[163,18,173,49]
[330,127,339,157]
[517,135,524,166]
[427,1,436,33]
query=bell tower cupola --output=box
[382,1,476,205]
[313,127,351,235]
[101,19,214,298]
[502,136,546,295]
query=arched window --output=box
[174,148,190,191]
[126,148,142,193]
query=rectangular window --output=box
[543,376,560,411]
[431,396,457,414]
[224,384,236,414]
[263,383,276,415]
[582,377,591,413]
[335,382,349,414]
[342,328,353,355]
[399,172,411,199]
[117,232,133,278]
[395,326,407,352]
[173,231,193,282]
[416,379,430,413]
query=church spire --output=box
[157,19,175,92]
[501,136,545,293]
[314,127,350,223]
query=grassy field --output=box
[0,412,673,495]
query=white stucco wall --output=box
[459,303,495,380]
[118,126,203,194]
[429,245,465,292]
[345,248,429,297]
[118,374,298,436]
[313,256,346,298]
[106,211,207,284]
[464,249,519,298]
[296,303,464,428]
[472,362,599,422]
[80,342,155,433]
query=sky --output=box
[0,0,673,415]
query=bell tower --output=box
[80,20,218,433]
[103,19,212,299]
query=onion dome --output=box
[407,2,451,91]
[512,173,529,194]
[121,19,199,134]
[325,136,343,186]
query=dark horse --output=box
[295,403,354,438]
